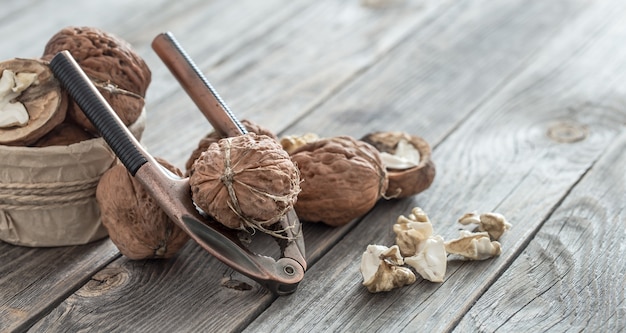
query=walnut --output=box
[96,157,190,260]
[404,235,447,283]
[280,133,320,155]
[458,211,512,241]
[66,80,145,136]
[361,131,435,198]
[290,136,388,226]
[189,133,301,234]
[393,207,434,257]
[445,230,502,260]
[0,58,67,146]
[42,26,150,96]
[392,207,447,282]
[185,119,278,176]
[360,244,416,293]
[31,121,93,147]
[42,26,150,134]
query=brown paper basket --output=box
[0,109,146,247]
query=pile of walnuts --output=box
[186,122,436,229]
[0,26,150,147]
[1,26,436,261]
[99,117,437,260]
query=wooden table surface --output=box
[2,0,626,332]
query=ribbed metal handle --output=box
[152,32,248,137]
[49,51,148,175]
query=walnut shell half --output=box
[290,136,388,226]
[361,131,435,199]
[96,158,190,260]
[0,58,67,146]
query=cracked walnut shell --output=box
[0,58,67,146]
[290,136,388,226]
[189,133,301,232]
[361,131,435,198]
[96,158,190,260]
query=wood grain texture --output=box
[244,0,626,331]
[140,0,451,167]
[453,2,626,329]
[454,133,626,332]
[2,0,626,332]
[0,239,118,333]
[0,0,169,60]
[27,241,270,333]
[21,1,454,333]
[282,0,592,142]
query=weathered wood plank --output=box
[25,1,454,332]
[453,7,626,330]
[0,0,167,60]
[275,0,593,272]
[454,132,626,332]
[0,0,39,23]
[140,0,451,166]
[25,242,269,333]
[244,0,626,331]
[0,240,118,333]
[128,0,311,104]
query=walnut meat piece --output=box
[189,133,300,233]
[290,136,388,226]
[96,158,190,260]
[360,244,416,293]
[42,26,150,134]
[445,230,502,260]
[0,58,67,146]
[393,207,434,257]
[404,235,447,283]
[280,133,320,155]
[458,211,512,241]
[185,119,278,176]
[361,131,435,198]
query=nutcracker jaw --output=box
[136,161,306,296]
[49,50,307,295]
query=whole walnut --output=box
[66,80,144,136]
[96,158,189,260]
[42,26,150,134]
[185,119,278,176]
[32,121,93,147]
[189,133,300,233]
[290,136,388,227]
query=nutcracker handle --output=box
[49,51,148,176]
[152,31,247,138]
[49,50,305,295]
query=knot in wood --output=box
[547,121,588,143]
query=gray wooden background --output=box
[1,0,625,332]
